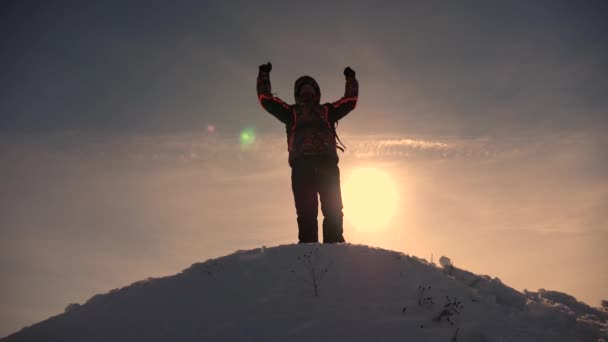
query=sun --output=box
[342,167,399,231]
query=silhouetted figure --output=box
[257,62,358,243]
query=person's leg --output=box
[291,162,319,243]
[318,162,345,243]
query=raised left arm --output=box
[326,66,358,122]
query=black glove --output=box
[259,61,272,74]
[344,66,355,78]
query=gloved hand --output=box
[344,66,355,78]
[259,61,272,74]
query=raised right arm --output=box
[257,62,291,124]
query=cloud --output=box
[337,133,464,159]
[375,138,452,149]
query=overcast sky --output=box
[1,0,607,336]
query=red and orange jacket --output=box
[257,71,358,166]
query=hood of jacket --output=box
[294,76,321,104]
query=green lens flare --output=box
[240,128,256,147]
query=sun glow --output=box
[342,167,399,231]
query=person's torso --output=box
[285,103,338,164]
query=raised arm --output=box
[326,66,358,122]
[257,62,291,124]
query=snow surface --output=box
[2,243,607,341]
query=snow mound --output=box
[2,243,607,342]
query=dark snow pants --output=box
[291,156,345,244]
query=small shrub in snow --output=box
[418,284,434,306]
[432,295,464,326]
[290,247,332,297]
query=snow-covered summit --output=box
[2,243,607,341]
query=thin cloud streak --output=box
[375,138,451,149]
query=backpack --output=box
[286,105,347,155]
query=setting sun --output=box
[342,167,399,231]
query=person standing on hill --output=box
[256,62,358,243]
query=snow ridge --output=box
[2,243,607,341]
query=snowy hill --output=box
[2,244,607,341]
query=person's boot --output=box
[322,214,345,243]
[298,216,319,243]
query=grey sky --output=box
[2,1,606,135]
[1,0,607,337]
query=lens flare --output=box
[240,128,256,147]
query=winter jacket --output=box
[257,71,358,166]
